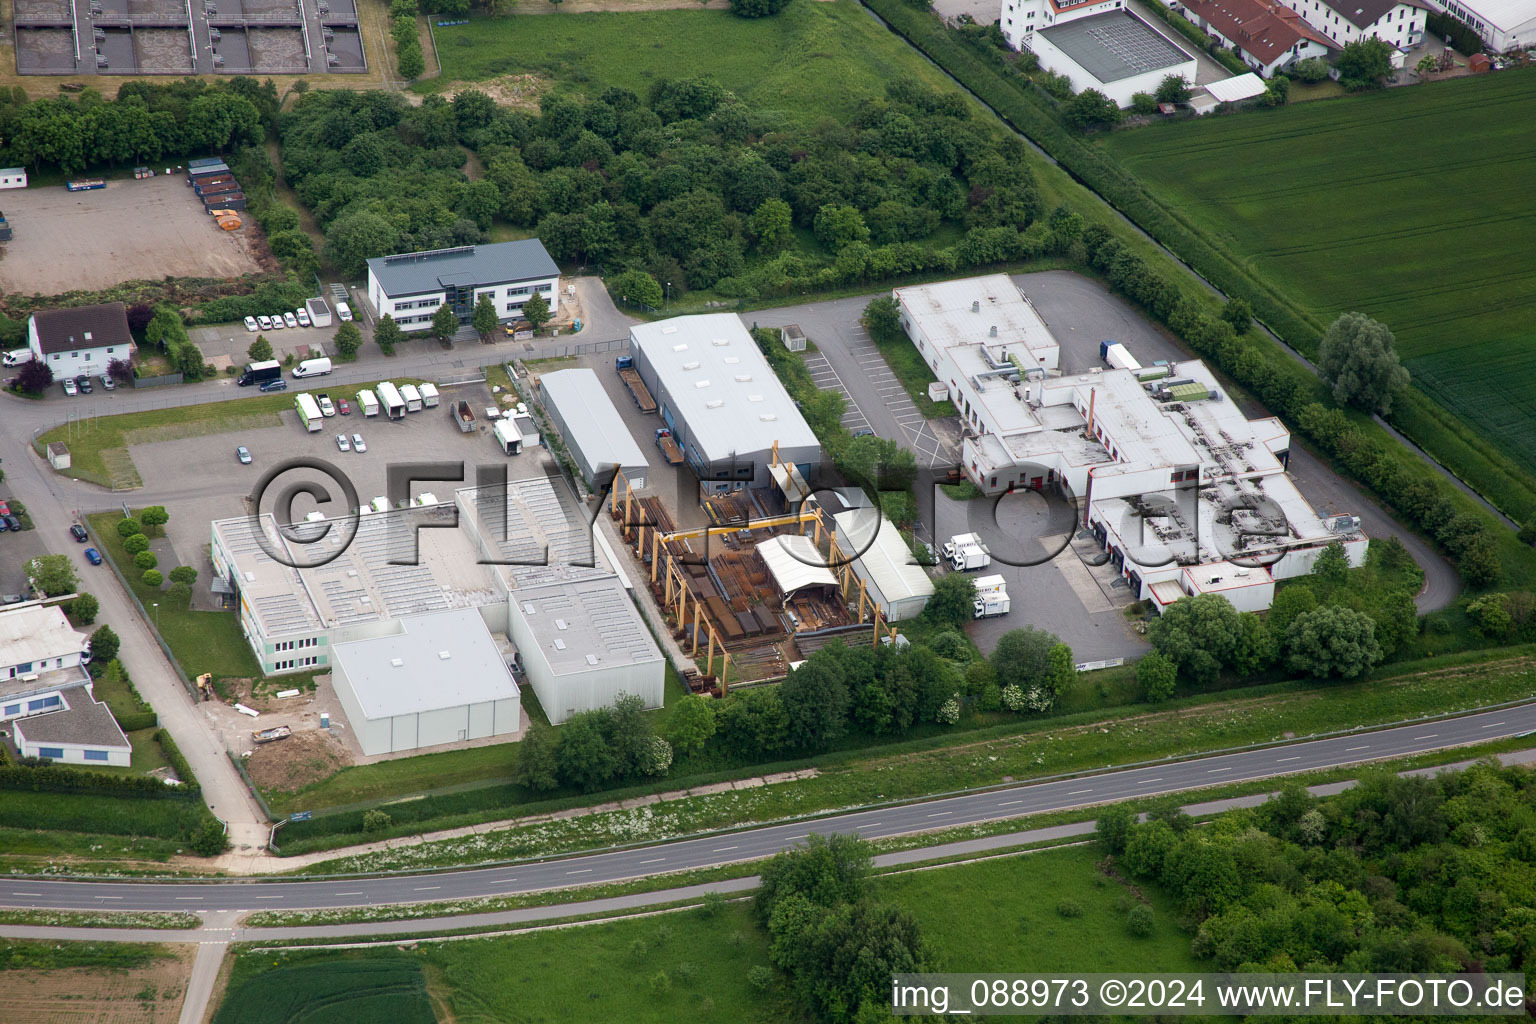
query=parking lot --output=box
[0,175,266,294]
[124,378,555,592]
[0,503,54,598]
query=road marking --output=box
[864,822,883,827]
[492,878,518,883]
[1067,788,1093,795]
[1276,756,1301,762]
[1345,745,1370,751]
[712,846,739,853]
[333,892,363,896]
[11,892,41,897]
[998,800,1023,807]
[1138,778,1162,784]
[639,858,666,865]
[1415,734,1438,740]
[175,897,202,901]
[412,886,440,891]
[94,896,122,900]
[566,868,593,875]
[786,834,810,840]
[1482,722,1506,729]
[1207,767,1232,774]
[927,811,952,818]
[252,895,283,900]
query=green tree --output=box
[1221,297,1253,332]
[123,533,150,555]
[472,293,499,341]
[1311,540,1351,592]
[1293,57,1330,82]
[749,198,794,253]
[362,809,392,834]
[1268,584,1318,635]
[779,659,850,752]
[1096,803,1138,855]
[667,694,717,757]
[990,626,1060,694]
[142,569,164,588]
[373,314,403,356]
[1137,650,1177,702]
[1285,605,1383,680]
[1416,53,1438,74]
[1318,312,1410,416]
[189,817,230,856]
[135,551,158,571]
[813,204,870,251]
[324,211,399,279]
[431,303,460,342]
[729,0,791,17]
[168,565,198,587]
[1062,89,1122,131]
[755,832,871,923]
[334,321,363,360]
[1147,593,1244,684]
[247,336,273,363]
[69,592,99,625]
[608,269,664,310]
[1336,37,1394,89]
[1131,92,1158,115]
[557,712,620,791]
[15,359,53,393]
[1263,76,1290,106]
[923,574,976,629]
[398,42,426,81]
[89,625,121,662]
[1154,74,1192,104]
[522,292,552,331]
[517,720,561,791]
[28,554,77,597]
[861,295,904,344]
[140,506,169,536]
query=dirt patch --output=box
[4,945,194,1024]
[246,727,350,794]
[438,73,549,110]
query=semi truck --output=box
[615,355,657,413]
[942,533,992,571]
[400,384,423,413]
[238,360,281,387]
[1100,340,1141,372]
[376,381,406,420]
[295,392,324,432]
[355,389,379,417]
[654,428,684,465]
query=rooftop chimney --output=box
[971,300,980,313]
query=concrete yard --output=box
[0,175,266,294]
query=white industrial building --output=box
[893,276,1366,613]
[628,314,821,495]
[539,368,651,492]
[331,608,521,756]
[211,472,664,746]
[0,604,130,766]
[1275,0,1428,58]
[830,508,936,622]
[365,240,560,333]
[1426,0,1535,48]
[1000,0,1199,108]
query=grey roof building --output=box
[365,240,562,332]
[628,314,821,495]
[12,691,131,766]
[540,368,651,492]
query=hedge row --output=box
[116,710,159,732]
[154,729,202,795]
[861,0,1519,581]
[0,761,197,800]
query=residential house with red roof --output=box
[1182,0,1339,74]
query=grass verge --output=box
[0,909,201,929]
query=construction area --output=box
[603,453,928,690]
[0,172,266,293]
[13,0,365,75]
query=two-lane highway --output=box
[5,699,1534,912]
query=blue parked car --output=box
[84,547,102,565]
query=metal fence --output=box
[133,371,185,388]
[515,336,628,360]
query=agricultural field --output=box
[424,2,958,126]
[2,941,192,1024]
[212,955,436,1024]
[1101,73,1536,480]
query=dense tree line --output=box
[1098,761,1536,975]
[0,78,277,176]
[277,79,1046,292]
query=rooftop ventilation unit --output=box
[555,618,567,630]
[735,374,752,382]
[586,654,599,666]
[712,338,730,346]
[662,326,678,334]
[390,658,404,667]
[989,326,998,337]
[682,361,700,370]
[694,379,711,389]
[553,638,566,650]
[706,399,724,409]
[438,651,451,659]
[971,300,980,312]
[673,343,688,352]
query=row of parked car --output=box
[244,309,310,332]
[61,373,117,396]
[0,499,23,534]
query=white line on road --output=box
[94,896,122,900]
[413,886,440,891]
[713,846,739,853]
[928,811,952,818]
[639,858,666,865]
[11,892,41,897]
[1482,722,1507,729]
[333,892,363,896]
[1067,788,1093,795]
[252,895,283,900]
[175,897,203,901]
[1207,768,1232,774]
[567,869,593,875]
[1346,745,1370,751]
[1138,778,1163,784]
[1416,734,1438,740]
[1276,756,1301,762]
[998,800,1023,806]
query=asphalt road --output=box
[4,700,1533,912]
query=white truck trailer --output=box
[400,384,423,413]
[376,381,406,420]
[294,393,323,432]
[356,389,379,417]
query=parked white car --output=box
[269,316,285,330]
[62,377,78,396]
[296,308,311,327]
[244,316,259,332]
[317,394,336,417]
[335,433,351,452]
[283,312,299,329]
[257,315,274,330]
[351,433,366,452]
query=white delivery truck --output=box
[418,382,440,408]
[942,533,992,571]
[974,587,1011,618]
[3,348,34,367]
[294,393,324,432]
[293,356,332,378]
[376,381,406,420]
[356,389,379,417]
[399,384,423,413]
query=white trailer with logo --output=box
[295,393,324,432]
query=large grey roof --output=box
[366,240,559,298]
[629,314,819,464]
[513,576,663,675]
[541,368,651,476]
[13,694,130,749]
[331,608,517,719]
[1039,11,1194,83]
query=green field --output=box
[212,956,436,1024]
[1101,73,1536,479]
[425,3,957,127]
